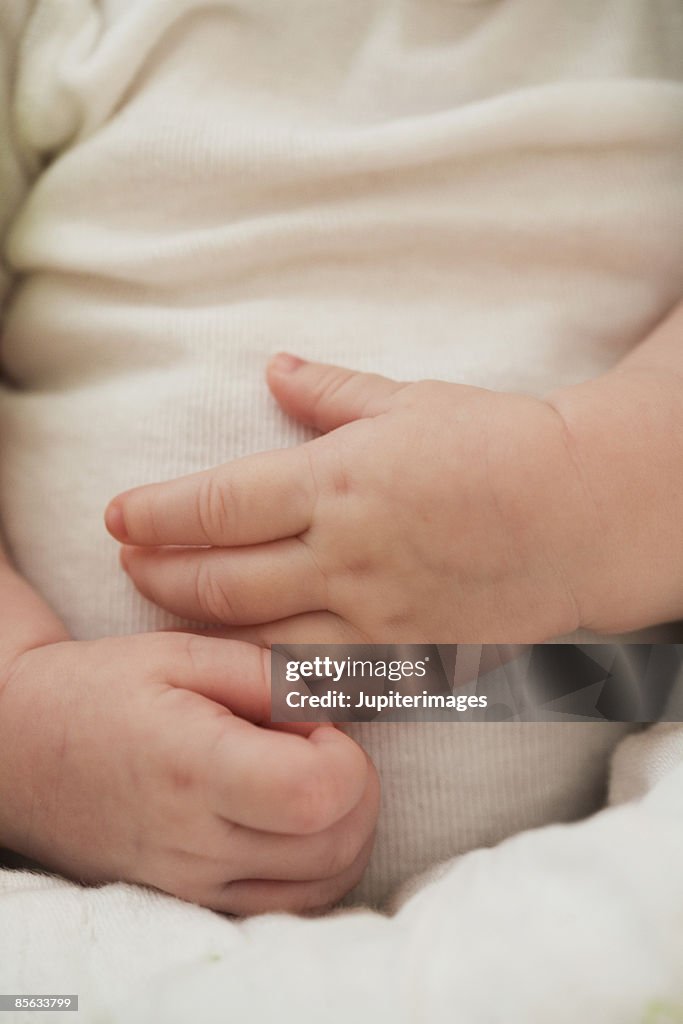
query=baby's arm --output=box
[0,542,379,912]
[0,12,377,913]
[545,297,683,633]
[0,436,378,911]
[0,539,69,662]
[107,300,683,644]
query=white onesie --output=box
[1,0,682,918]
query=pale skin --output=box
[1,301,680,914]
[0,555,380,914]
[107,300,683,647]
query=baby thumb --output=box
[267,353,404,432]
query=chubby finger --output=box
[225,756,379,883]
[105,445,316,548]
[134,635,368,833]
[208,715,370,834]
[267,352,406,432]
[151,628,322,736]
[122,632,316,736]
[194,612,369,648]
[121,539,327,625]
[114,631,272,723]
[214,832,376,915]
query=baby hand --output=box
[0,630,378,914]
[106,356,599,644]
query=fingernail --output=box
[105,501,128,542]
[270,352,305,374]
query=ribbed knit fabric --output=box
[1,0,682,920]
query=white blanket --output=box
[1,2,683,1019]
[1,730,683,1023]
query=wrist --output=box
[0,564,70,673]
[545,365,683,634]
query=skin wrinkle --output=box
[539,397,604,633]
[301,440,324,543]
[482,406,520,580]
[197,470,233,546]
[197,557,241,624]
[308,365,359,427]
[543,395,606,541]
[294,533,330,614]
[203,715,246,824]
[140,686,198,791]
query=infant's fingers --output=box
[119,633,368,833]
[224,755,379,883]
[213,832,376,916]
[208,717,369,834]
[199,612,369,647]
[121,539,327,625]
[267,353,406,432]
[148,628,321,735]
[105,445,316,548]
[129,632,272,723]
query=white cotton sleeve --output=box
[0,3,33,319]
[0,2,681,1018]
[0,0,97,322]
